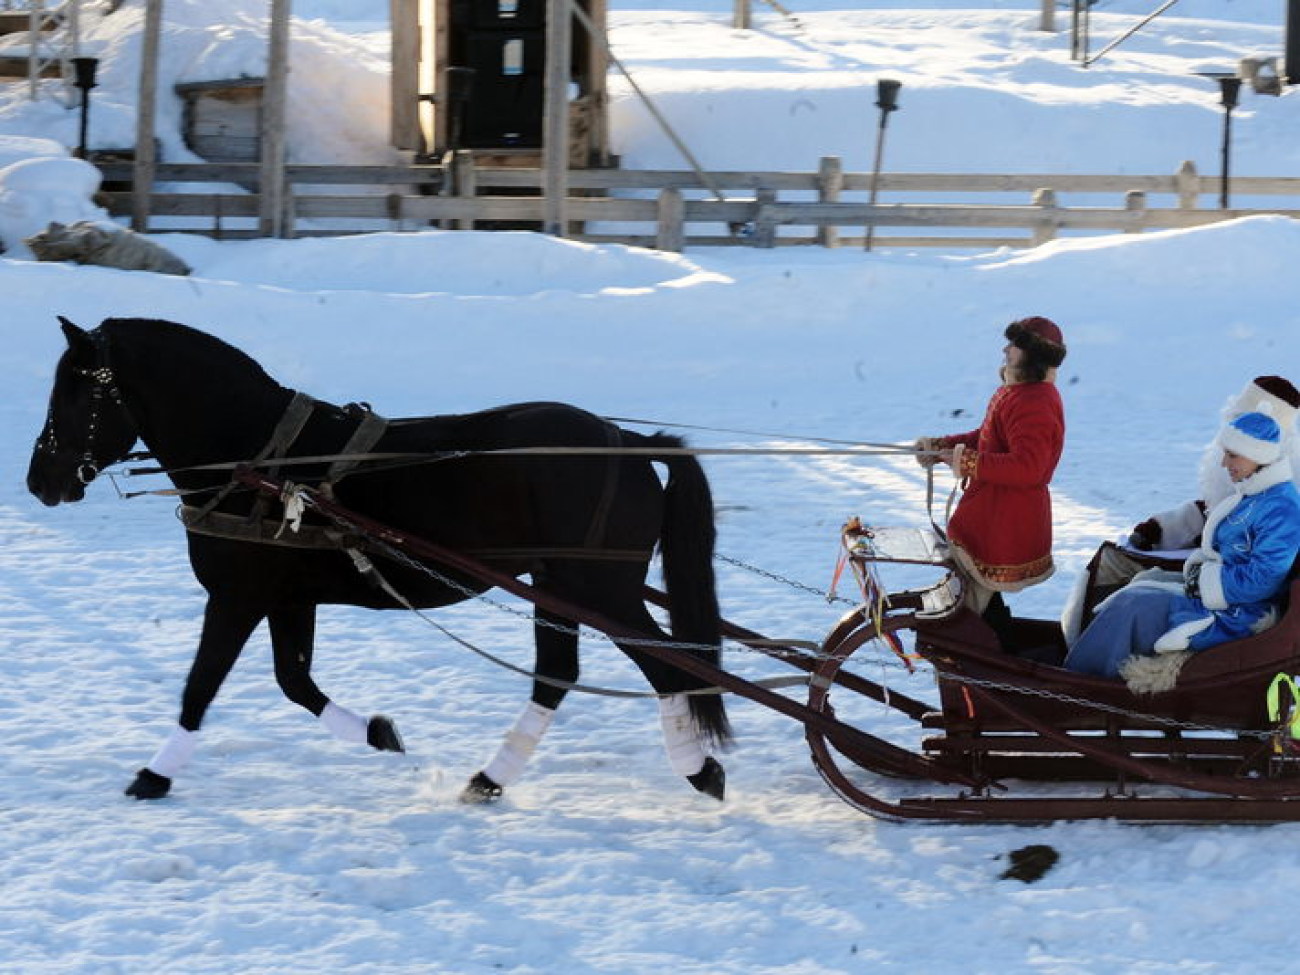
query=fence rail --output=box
[94,157,1300,251]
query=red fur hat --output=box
[1005,316,1066,367]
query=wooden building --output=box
[174,77,264,162]
[390,0,611,167]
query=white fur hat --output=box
[1227,376,1300,436]
[1219,410,1283,465]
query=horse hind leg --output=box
[267,605,405,754]
[658,692,726,801]
[611,601,726,801]
[461,607,571,803]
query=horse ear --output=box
[57,315,89,350]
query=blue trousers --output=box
[1063,586,1180,678]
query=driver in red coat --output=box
[916,316,1067,634]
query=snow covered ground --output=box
[2,2,1300,973]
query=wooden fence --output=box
[94,156,1300,252]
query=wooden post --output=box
[753,187,776,248]
[131,0,163,232]
[1124,190,1146,233]
[1039,0,1055,32]
[1175,159,1200,210]
[585,0,610,167]
[1031,187,1059,246]
[452,149,476,230]
[1287,0,1300,84]
[390,0,423,152]
[734,0,751,29]
[259,0,291,238]
[656,187,684,252]
[542,0,572,236]
[816,155,843,248]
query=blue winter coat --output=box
[1156,459,1300,652]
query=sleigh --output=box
[800,523,1300,823]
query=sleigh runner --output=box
[27,315,1300,824]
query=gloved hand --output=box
[1127,517,1161,551]
[913,437,943,469]
[1184,561,1202,599]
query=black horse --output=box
[27,317,730,802]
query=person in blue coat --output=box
[1065,410,1300,679]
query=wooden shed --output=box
[174,77,265,162]
[390,0,610,168]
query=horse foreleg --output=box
[460,608,572,803]
[266,605,405,754]
[125,597,264,800]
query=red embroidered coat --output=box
[938,381,1065,590]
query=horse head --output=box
[27,316,140,506]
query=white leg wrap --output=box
[320,702,369,745]
[147,725,198,779]
[659,693,707,777]
[481,701,556,788]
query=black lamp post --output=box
[865,78,901,252]
[1215,75,1242,210]
[71,56,99,160]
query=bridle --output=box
[33,328,132,486]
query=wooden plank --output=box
[87,161,1300,202]
[0,54,60,78]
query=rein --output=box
[119,411,929,483]
[124,441,929,482]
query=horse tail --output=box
[641,431,732,748]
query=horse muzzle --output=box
[26,457,88,506]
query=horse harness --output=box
[33,323,131,486]
[180,395,648,565]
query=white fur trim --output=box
[481,701,555,788]
[1120,651,1193,695]
[1220,424,1281,465]
[1154,614,1215,652]
[658,693,707,777]
[1229,384,1299,435]
[320,702,368,744]
[1240,457,1295,496]
[1152,500,1208,551]
[1198,561,1227,610]
[147,725,197,778]
[1252,605,1280,635]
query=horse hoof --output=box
[367,715,404,753]
[125,767,172,800]
[687,756,725,801]
[460,771,504,804]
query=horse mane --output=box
[100,317,286,394]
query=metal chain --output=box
[356,527,795,659]
[718,552,857,606]
[315,499,1280,743]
